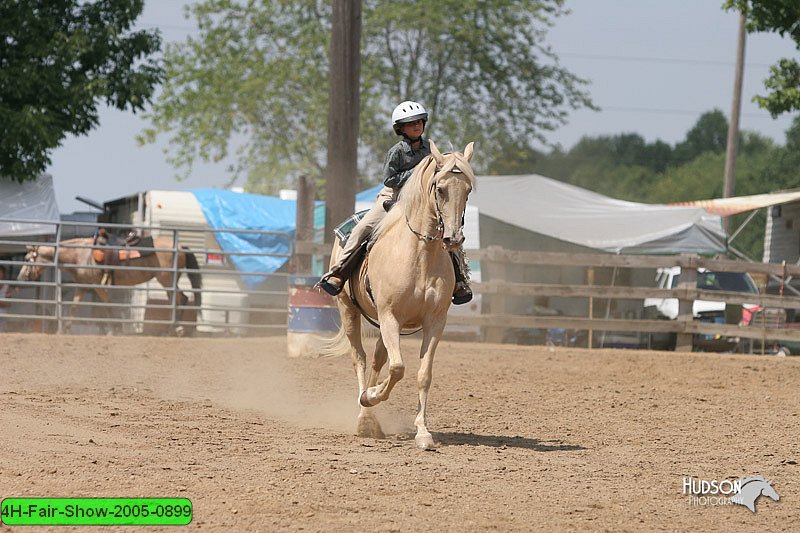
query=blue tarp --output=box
[191,186,385,285]
[191,189,296,288]
[356,184,382,203]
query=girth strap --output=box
[347,253,422,336]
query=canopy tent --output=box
[468,175,727,254]
[0,174,60,238]
[358,175,727,254]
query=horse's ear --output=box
[429,140,444,168]
[463,142,475,162]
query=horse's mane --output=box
[373,150,475,242]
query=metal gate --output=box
[0,218,294,336]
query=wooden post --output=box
[587,267,594,349]
[293,175,316,273]
[674,258,697,352]
[324,0,361,243]
[485,245,507,343]
[723,11,747,217]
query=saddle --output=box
[92,229,155,265]
[333,209,369,246]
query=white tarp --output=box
[469,174,727,254]
[0,174,60,236]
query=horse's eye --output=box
[436,186,444,195]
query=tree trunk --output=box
[324,0,361,244]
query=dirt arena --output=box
[0,333,797,531]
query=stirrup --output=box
[318,278,343,296]
[452,285,473,305]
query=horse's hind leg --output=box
[156,271,185,336]
[357,335,387,439]
[414,320,446,450]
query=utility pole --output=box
[723,10,747,225]
[324,0,361,244]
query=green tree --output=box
[140,0,595,194]
[0,0,162,183]
[672,109,728,165]
[724,0,800,116]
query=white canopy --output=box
[469,174,727,254]
[0,174,60,237]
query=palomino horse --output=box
[322,140,475,449]
[18,236,202,334]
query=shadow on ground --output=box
[431,431,586,452]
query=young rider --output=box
[319,100,473,304]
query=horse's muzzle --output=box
[443,233,464,250]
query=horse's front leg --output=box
[336,300,384,438]
[93,287,114,336]
[414,319,446,450]
[361,315,403,407]
[357,335,387,439]
[64,288,85,333]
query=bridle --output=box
[405,163,466,243]
[22,246,43,280]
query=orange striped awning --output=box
[670,190,800,217]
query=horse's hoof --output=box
[173,326,185,337]
[357,415,385,439]
[359,390,375,408]
[415,433,436,450]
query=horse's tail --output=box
[182,247,202,310]
[315,321,352,358]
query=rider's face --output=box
[400,120,424,139]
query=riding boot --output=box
[318,242,369,296]
[450,249,473,305]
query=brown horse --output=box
[321,140,475,449]
[18,236,202,334]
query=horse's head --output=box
[18,245,47,281]
[429,140,475,251]
[760,481,780,502]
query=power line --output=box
[138,23,196,32]
[558,51,774,68]
[600,105,781,119]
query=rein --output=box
[404,165,446,243]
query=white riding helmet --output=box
[392,100,428,135]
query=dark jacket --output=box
[382,137,431,189]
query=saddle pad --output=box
[334,210,369,246]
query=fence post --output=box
[485,245,507,343]
[674,256,697,352]
[293,175,316,273]
[53,222,63,334]
[170,229,180,329]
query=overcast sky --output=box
[48,0,799,213]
